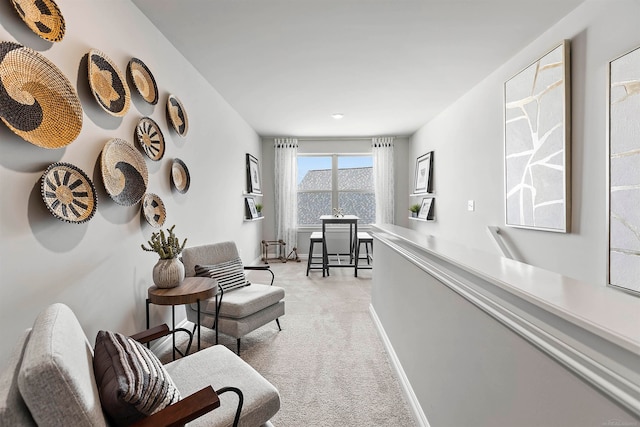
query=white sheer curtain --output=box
[274,138,299,254]
[372,137,395,224]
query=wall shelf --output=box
[244,216,264,222]
[410,193,435,197]
[243,192,263,197]
[409,216,435,222]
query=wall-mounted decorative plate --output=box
[40,162,97,223]
[171,158,190,194]
[10,0,66,42]
[127,58,158,105]
[142,193,166,228]
[167,94,188,137]
[101,138,148,205]
[0,42,82,148]
[135,117,165,161]
[88,49,130,117]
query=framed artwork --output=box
[245,197,258,219]
[414,151,433,194]
[504,40,571,233]
[607,45,640,294]
[418,198,434,220]
[246,153,262,194]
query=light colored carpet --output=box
[162,260,417,426]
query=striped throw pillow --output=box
[195,257,249,292]
[93,330,181,425]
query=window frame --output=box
[297,153,374,226]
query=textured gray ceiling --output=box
[132,0,585,137]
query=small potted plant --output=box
[409,204,421,218]
[255,203,263,217]
[141,225,188,288]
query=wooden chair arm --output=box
[244,265,275,286]
[130,386,220,427]
[129,324,171,344]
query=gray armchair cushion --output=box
[17,303,107,427]
[93,330,181,426]
[0,329,36,426]
[192,284,285,319]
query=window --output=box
[297,155,375,225]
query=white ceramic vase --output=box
[152,257,185,288]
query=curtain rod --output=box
[263,136,408,142]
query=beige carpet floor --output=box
[162,260,417,426]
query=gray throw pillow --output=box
[195,257,249,292]
[93,330,180,426]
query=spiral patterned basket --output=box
[128,58,158,105]
[101,138,148,206]
[0,42,83,148]
[135,117,165,161]
[142,193,166,228]
[88,49,131,117]
[167,94,189,137]
[10,0,66,42]
[40,162,97,223]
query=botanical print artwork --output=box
[504,41,570,232]
[609,46,640,293]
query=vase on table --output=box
[152,257,185,288]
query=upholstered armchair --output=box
[0,303,280,426]
[181,241,285,355]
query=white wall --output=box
[0,0,262,366]
[408,0,640,285]
[261,137,409,253]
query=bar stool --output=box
[306,232,326,276]
[354,232,373,273]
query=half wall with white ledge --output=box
[370,224,639,427]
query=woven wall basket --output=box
[135,117,165,161]
[171,158,190,194]
[0,42,82,148]
[10,0,66,42]
[167,94,189,137]
[88,49,131,117]
[41,162,97,224]
[128,58,158,105]
[101,138,148,206]
[142,193,166,228]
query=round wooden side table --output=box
[146,276,217,360]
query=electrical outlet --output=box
[467,200,475,212]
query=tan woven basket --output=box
[0,42,82,148]
[88,49,131,117]
[100,138,148,206]
[41,162,97,223]
[142,193,166,228]
[128,58,158,105]
[10,0,66,42]
[135,117,165,161]
[171,158,190,193]
[167,94,189,137]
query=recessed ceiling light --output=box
[331,113,344,119]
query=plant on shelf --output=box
[409,204,421,217]
[255,203,263,217]
[141,224,187,259]
[141,225,188,288]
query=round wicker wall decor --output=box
[0,42,83,148]
[101,138,148,206]
[142,193,166,228]
[167,95,188,137]
[41,162,97,223]
[128,58,158,105]
[88,49,131,117]
[135,117,165,161]
[10,0,66,42]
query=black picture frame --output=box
[418,197,434,220]
[414,151,433,194]
[245,197,258,219]
[246,153,262,194]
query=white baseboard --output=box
[369,304,430,427]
